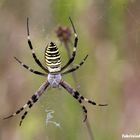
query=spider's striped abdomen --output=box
[45,42,61,73]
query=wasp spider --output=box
[3,17,107,126]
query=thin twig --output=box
[56,25,95,140]
[64,41,95,140]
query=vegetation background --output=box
[0,0,140,140]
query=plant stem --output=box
[64,41,95,140]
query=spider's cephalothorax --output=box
[3,17,107,126]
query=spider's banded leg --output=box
[60,80,108,121]
[14,57,47,76]
[20,81,49,126]
[61,81,107,106]
[83,98,108,106]
[19,81,49,126]
[27,18,49,73]
[78,99,88,122]
[3,99,32,121]
[61,17,78,71]
[3,81,49,126]
[19,111,28,126]
[62,55,88,75]
[60,80,88,121]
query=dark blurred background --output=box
[0,0,140,140]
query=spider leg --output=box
[27,17,49,73]
[78,98,88,122]
[60,80,107,121]
[60,80,87,121]
[3,81,49,126]
[62,55,88,75]
[14,57,47,76]
[60,80,88,121]
[61,17,78,71]
[19,111,28,126]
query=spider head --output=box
[48,73,62,88]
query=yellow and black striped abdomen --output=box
[45,42,61,73]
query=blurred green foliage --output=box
[0,0,140,140]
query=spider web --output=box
[45,109,61,128]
